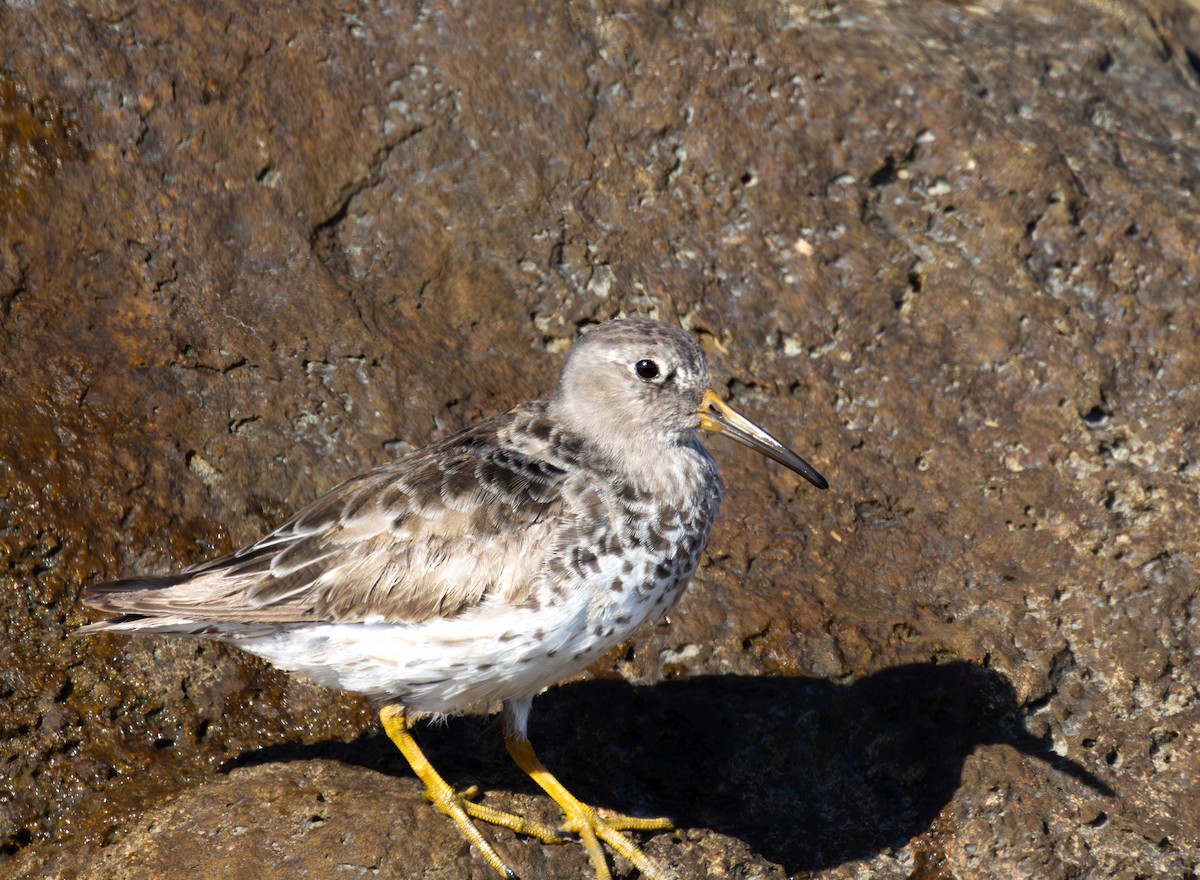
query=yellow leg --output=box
[379,705,563,880]
[505,732,674,880]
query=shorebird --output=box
[81,318,828,879]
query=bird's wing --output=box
[82,405,578,626]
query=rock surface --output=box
[1,0,1197,878]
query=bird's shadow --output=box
[225,661,1113,873]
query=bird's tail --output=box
[78,573,212,635]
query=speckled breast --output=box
[556,439,725,649]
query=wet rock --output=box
[2,0,1197,878]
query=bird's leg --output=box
[379,705,564,880]
[504,731,674,880]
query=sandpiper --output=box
[82,317,828,879]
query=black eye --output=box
[635,359,660,380]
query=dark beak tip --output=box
[796,464,829,490]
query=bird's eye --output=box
[634,359,660,380]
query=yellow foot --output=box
[422,783,565,845]
[380,706,562,880]
[506,733,676,880]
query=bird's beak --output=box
[697,389,829,489]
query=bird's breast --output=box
[540,442,722,644]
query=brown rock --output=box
[1,0,1197,878]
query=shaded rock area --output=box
[1,0,1197,878]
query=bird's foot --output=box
[422,783,566,845]
[558,802,675,880]
[383,706,672,879]
[506,733,676,880]
[381,706,561,880]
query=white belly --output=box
[228,541,692,713]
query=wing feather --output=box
[82,404,576,628]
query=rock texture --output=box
[1,0,1197,878]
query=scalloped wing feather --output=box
[82,404,575,628]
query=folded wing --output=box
[82,406,571,631]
